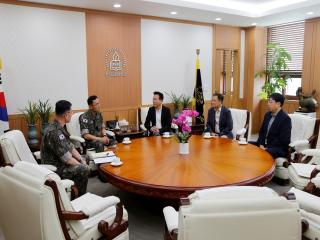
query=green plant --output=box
[20,101,39,125]
[255,43,292,99]
[181,94,191,109]
[37,99,53,123]
[165,92,182,110]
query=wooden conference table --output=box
[99,135,275,199]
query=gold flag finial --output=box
[0,58,3,70]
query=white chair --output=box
[138,107,150,131]
[287,148,320,196]
[0,129,55,171]
[0,129,75,198]
[163,186,301,240]
[66,112,116,153]
[288,187,320,239]
[274,114,320,183]
[229,108,251,140]
[0,161,129,240]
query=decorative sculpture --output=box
[296,87,318,112]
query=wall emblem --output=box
[105,48,127,77]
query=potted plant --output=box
[181,94,191,110]
[20,101,39,145]
[166,92,182,118]
[37,99,53,135]
[171,109,199,154]
[255,43,292,99]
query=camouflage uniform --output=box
[41,120,90,196]
[79,110,116,152]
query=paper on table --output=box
[94,156,117,164]
[88,151,115,160]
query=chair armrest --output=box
[40,164,57,172]
[236,128,247,136]
[105,130,115,137]
[98,202,129,240]
[301,149,320,157]
[72,194,120,217]
[311,177,320,187]
[140,124,147,131]
[289,140,309,148]
[33,151,41,160]
[276,157,288,167]
[163,206,178,233]
[289,187,320,215]
[70,135,85,143]
[61,179,75,189]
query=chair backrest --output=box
[229,108,251,140]
[177,186,301,240]
[0,130,36,165]
[13,161,85,239]
[290,114,318,144]
[66,112,84,138]
[0,166,65,240]
[138,107,150,126]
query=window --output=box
[267,21,305,96]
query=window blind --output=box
[267,21,305,74]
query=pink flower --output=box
[182,124,191,133]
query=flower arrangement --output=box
[171,109,199,143]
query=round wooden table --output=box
[99,136,275,199]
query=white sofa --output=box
[163,186,301,240]
[275,114,319,183]
[0,161,129,240]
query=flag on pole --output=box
[192,49,204,124]
[0,57,9,134]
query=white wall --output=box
[141,19,212,104]
[0,3,88,114]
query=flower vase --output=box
[179,142,189,155]
[27,124,39,145]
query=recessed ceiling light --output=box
[171,11,178,15]
[306,11,314,15]
[215,17,222,21]
[251,23,257,26]
[113,3,121,8]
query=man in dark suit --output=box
[144,91,172,135]
[250,93,291,159]
[204,93,233,139]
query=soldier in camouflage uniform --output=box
[79,95,116,152]
[41,100,90,196]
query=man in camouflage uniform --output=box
[79,95,116,152]
[41,100,90,196]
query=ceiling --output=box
[19,0,320,26]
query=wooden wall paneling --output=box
[215,25,241,50]
[244,27,267,133]
[302,21,315,92]
[302,18,320,118]
[313,21,320,100]
[86,12,141,109]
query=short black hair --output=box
[87,95,98,106]
[269,93,285,106]
[212,93,224,103]
[153,91,164,101]
[55,100,72,115]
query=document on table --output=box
[92,151,116,164]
